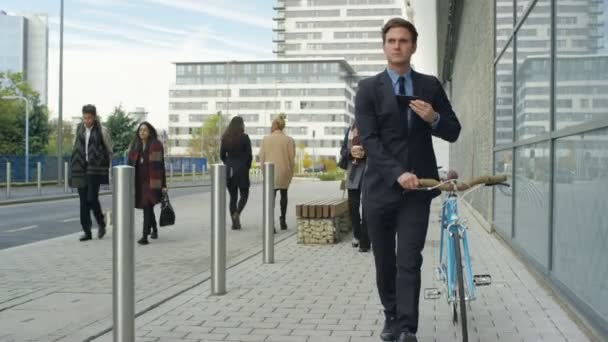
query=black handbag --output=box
[159,192,175,227]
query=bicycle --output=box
[417,174,509,342]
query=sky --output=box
[0,0,275,129]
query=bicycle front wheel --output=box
[454,232,469,342]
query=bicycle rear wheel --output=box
[454,232,469,342]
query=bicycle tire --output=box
[454,232,469,342]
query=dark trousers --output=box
[274,189,288,218]
[142,206,157,236]
[367,196,431,334]
[77,177,104,235]
[228,184,249,215]
[348,188,370,248]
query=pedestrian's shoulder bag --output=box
[159,192,176,227]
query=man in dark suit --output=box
[355,18,461,342]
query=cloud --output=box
[76,0,147,8]
[142,0,272,29]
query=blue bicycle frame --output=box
[437,193,476,303]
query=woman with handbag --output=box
[220,116,252,230]
[127,121,167,245]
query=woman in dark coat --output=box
[220,116,252,230]
[339,121,370,252]
[127,121,167,245]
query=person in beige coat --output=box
[259,114,296,231]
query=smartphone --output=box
[396,95,421,107]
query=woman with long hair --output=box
[127,121,167,245]
[221,116,252,230]
[339,121,370,252]
[259,114,295,231]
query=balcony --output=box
[273,33,285,43]
[273,0,285,10]
[273,45,285,54]
[273,22,285,31]
[273,11,285,21]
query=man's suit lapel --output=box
[410,70,424,133]
[378,70,400,117]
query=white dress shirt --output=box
[85,126,92,162]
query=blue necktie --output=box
[398,76,410,132]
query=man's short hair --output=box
[382,18,418,44]
[82,104,97,116]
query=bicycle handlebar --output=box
[417,175,508,192]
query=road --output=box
[0,186,209,250]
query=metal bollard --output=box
[6,162,11,198]
[64,161,69,193]
[112,166,135,342]
[37,162,42,194]
[181,163,185,180]
[263,162,275,264]
[169,164,173,184]
[192,164,196,183]
[210,163,227,295]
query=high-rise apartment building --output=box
[0,10,49,104]
[273,0,412,79]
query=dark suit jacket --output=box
[355,69,461,209]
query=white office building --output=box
[0,11,48,104]
[168,59,356,159]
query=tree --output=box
[0,72,50,155]
[104,105,138,156]
[189,113,225,163]
[45,119,74,155]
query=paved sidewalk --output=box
[91,199,594,342]
[0,178,322,342]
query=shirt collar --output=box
[386,66,413,86]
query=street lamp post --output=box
[2,96,30,182]
[58,0,65,185]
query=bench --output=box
[295,198,351,244]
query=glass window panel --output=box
[515,0,551,141]
[516,0,537,20]
[493,150,513,237]
[496,0,514,54]
[514,142,550,267]
[555,0,608,130]
[553,128,608,320]
[496,42,514,145]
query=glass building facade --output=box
[494,0,608,336]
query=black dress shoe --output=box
[380,318,396,341]
[137,237,149,245]
[358,246,370,253]
[396,332,417,342]
[150,228,158,239]
[98,226,106,239]
[79,234,92,241]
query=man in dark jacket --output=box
[70,104,113,241]
[355,18,461,342]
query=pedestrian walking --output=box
[70,104,112,241]
[220,116,252,230]
[127,121,167,245]
[258,114,295,232]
